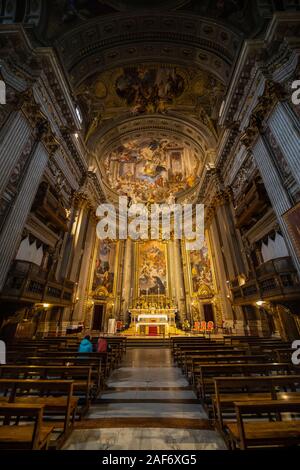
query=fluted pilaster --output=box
[208,218,234,321]
[268,103,300,186]
[0,112,31,195]
[121,239,133,323]
[72,215,97,323]
[0,142,48,290]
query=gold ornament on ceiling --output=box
[115,66,185,114]
[75,64,225,145]
[193,79,206,96]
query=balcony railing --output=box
[1,261,75,306]
[230,257,300,304]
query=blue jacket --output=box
[78,338,93,353]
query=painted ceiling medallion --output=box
[115,67,185,115]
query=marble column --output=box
[207,216,236,324]
[173,240,187,319]
[114,241,124,320]
[59,204,80,281]
[268,103,300,187]
[68,202,88,282]
[214,205,237,280]
[167,241,177,301]
[121,238,133,324]
[252,136,300,274]
[0,142,48,290]
[72,214,97,323]
[218,199,246,276]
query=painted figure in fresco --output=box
[139,244,167,295]
[190,246,213,293]
[93,242,115,293]
[105,137,199,202]
[116,67,185,114]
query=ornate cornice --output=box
[204,184,233,226]
[216,122,240,170]
[19,88,42,128]
[60,129,87,175]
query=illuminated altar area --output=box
[129,295,176,336]
[87,114,221,335]
[88,235,221,336]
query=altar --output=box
[129,296,176,336]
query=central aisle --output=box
[64,348,226,450]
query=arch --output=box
[90,113,217,155]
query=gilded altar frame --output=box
[134,240,169,300]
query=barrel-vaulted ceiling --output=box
[33,1,268,202]
[50,8,243,203]
[80,62,221,203]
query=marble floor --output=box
[63,348,226,450]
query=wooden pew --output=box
[213,375,300,432]
[0,379,77,448]
[0,365,93,414]
[195,363,297,405]
[173,344,234,366]
[223,336,287,346]
[191,355,269,387]
[226,400,300,449]
[182,349,248,377]
[0,403,54,450]
[172,340,220,356]
[26,356,105,393]
[23,351,111,376]
[171,338,221,357]
[175,346,243,368]
[275,348,295,363]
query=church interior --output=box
[0,0,300,452]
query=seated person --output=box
[78,335,93,353]
[97,336,108,353]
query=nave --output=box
[1,1,300,456]
[63,347,226,450]
[1,334,300,451]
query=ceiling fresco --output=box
[76,64,225,145]
[115,67,185,114]
[102,137,200,203]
